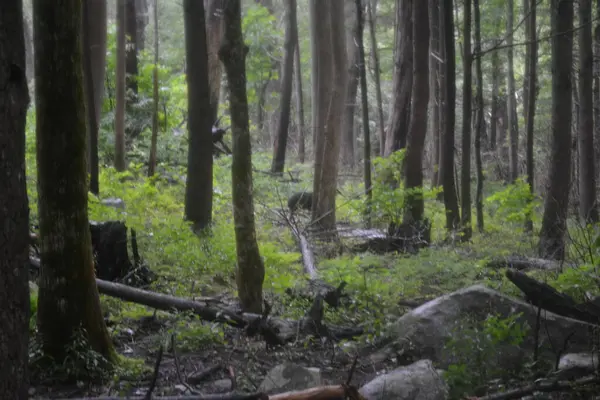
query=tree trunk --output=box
[437,0,446,195]
[538,0,574,260]
[356,0,373,226]
[294,22,306,163]
[115,0,127,171]
[23,14,34,84]
[33,0,116,362]
[403,0,429,225]
[147,0,159,177]
[473,0,484,232]
[82,0,106,195]
[594,0,600,184]
[136,0,149,51]
[311,0,347,238]
[441,0,461,231]
[507,0,519,182]
[184,0,213,233]
[384,0,412,156]
[578,0,598,223]
[206,0,225,124]
[271,0,297,174]
[430,0,441,188]
[0,1,31,397]
[219,0,265,313]
[125,0,139,97]
[490,44,499,151]
[460,0,472,239]
[366,0,386,155]
[341,0,360,167]
[309,0,318,153]
[524,0,537,232]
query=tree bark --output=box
[460,0,473,239]
[125,0,139,96]
[0,1,31,397]
[206,0,225,124]
[294,21,306,163]
[524,0,537,232]
[578,0,598,223]
[384,0,412,156]
[403,0,429,224]
[430,0,441,187]
[473,0,484,232]
[441,0,461,231]
[490,44,499,151]
[366,0,386,155]
[271,0,297,174]
[147,0,159,177]
[219,0,265,313]
[115,0,127,171]
[341,0,360,167]
[538,0,574,260]
[33,0,116,362]
[184,0,213,232]
[507,0,519,182]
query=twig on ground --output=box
[145,344,164,400]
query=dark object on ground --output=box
[353,219,431,254]
[486,255,562,271]
[212,116,231,156]
[288,191,313,211]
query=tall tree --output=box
[430,0,441,187]
[366,0,386,155]
[524,0,537,232]
[489,41,500,151]
[441,0,461,231]
[460,0,472,239]
[402,0,429,225]
[578,0,598,223]
[341,0,360,166]
[473,0,484,232]
[271,0,297,174]
[385,0,412,156]
[125,0,139,96]
[115,0,127,171]
[220,0,265,313]
[184,0,213,232]
[33,0,116,362]
[82,0,106,195]
[311,0,348,237]
[539,0,573,260]
[356,0,373,225]
[308,0,318,151]
[506,0,519,182]
[147,0,159,177]
[206,0,225,124]
[0,1,31,397]
[294,19,306,163]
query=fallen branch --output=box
[477,375,600,400]
[486,256,562,271]
[54,394,266,400]
[269,384,365,400]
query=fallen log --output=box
[53,394,266,400]
[477,375,600,400]
[486,256,562,271]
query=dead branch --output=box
[145,344,164,400]
[55,394,267,400]
[477,375,600,400]
[269,384,365,400]
[486,256,562,271]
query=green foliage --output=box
[444,313,529,399]
[485,178,540,226]
[370,150,406,225]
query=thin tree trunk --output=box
[403,0,429,224]
[594,0,600,183]
[33,0,116,362]
[356,0,372,226]
[473,0,484,232]
[578,0,598,222]
[294,24,306,163]
[437,0,446,196]
[461,0,473,240]
[219,0,265,313]
[441,0,461,231]
[538,0,574,260]
[184,0,213,232]
[507,0,519,182]
[342,0,360,167]
[125,0,139,96]
[366,0,385,155]
[0,1,31,396]
[524,0,537,232]
[271,0,297,174]
[430,0,441,187]
[147,0,159,177]
[490,44,499,151]
[206,0,225,124]
[308,0,318,153]
[115,0,127,171]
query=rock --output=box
[206,379,232,393]
[101,197,125,210]
[555,352,600,379]
[359,360,448,400]
[258,363,321,395]
[375,285,596,371]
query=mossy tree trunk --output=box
[33,0,117,362]
[219,0,265,314]
[0,1,31,397]
[183,0,213,232]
